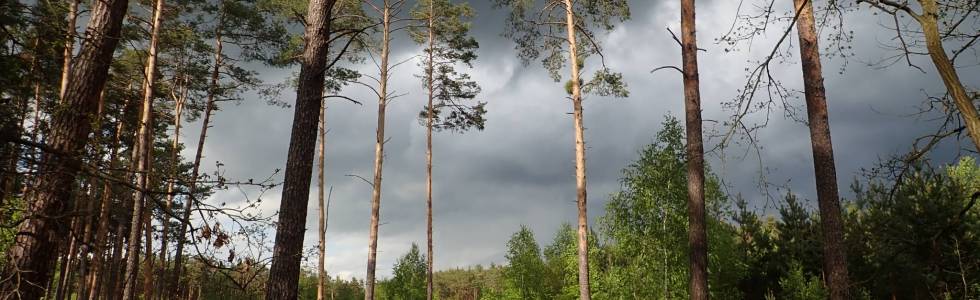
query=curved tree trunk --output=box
[916,0,980,153]
[0,0,129,297]
[265,0,337,298]
[792,0,851,298]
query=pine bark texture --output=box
[0,0,128,297]
[425,2,436,299]
[365,3,391,299]
[681,0,709,298]
[317,102,327,300]
[265,0,336,298]
[792,0,851,298]
[916,0,980,153]
[562,1,592,299]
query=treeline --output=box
[377,119,980,300]
[0,0,977,299]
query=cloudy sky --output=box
[177,0,978,280]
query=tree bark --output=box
[265,0,336,298]
[0,0,128,297]
[365,3,392,299]
[916,0,980,153]
[160,80,186,296]
[681,0,709,299]
[562,1,592,299]
[123,0,164,297]
[59,0,79,102]
[425,2,436,299]
[792,0,851,298]
[317,100,327,300]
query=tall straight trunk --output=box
[680,0,708,298]
[159,75,186,296]
[317,101,327,300]
[172,9,224,292]
[0,0,128,297]
[87,94,134,300]
[59,0,79,102]
[916,0,980,152]
[265,0,336,298]
[123,0,164,297]
[792,0,850,298]
[562,1,591,299]
[365,4,392,299]
[425,2,436,299]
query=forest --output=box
[0,0,977,299]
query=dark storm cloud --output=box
[175,0,978,279]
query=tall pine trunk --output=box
[365,3,392,299]
[680,0,709,298]
[122,0,164,297]
[425,2,436,299]
[265,0,336,298]
[0,0,129,297]
[58,0,79,102]
[317,100,328,300]
[159,81,185,296]
[792,0,850,298]
[562,1,592,298]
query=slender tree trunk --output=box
[680,0,709,299]
[562,1,592,299]
[916,0,980,152]
[792,0,850,298]
[160,76,186,296]
[0,0,128,297]
[317,100,327,300]
[86,88,134,300]
[123,0,164,297]
[365,4,392,299]
[172,10,224,293]
[59,0,79,102]
[425,2,436,299]
[265,0,336,298]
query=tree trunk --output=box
[87,93,134,300]
[172,8,224,293]
[317,100,327,300]
[0,0,128,297]
[142,208,155,300]
[562,1,592,299]
[123,0,163,297]
[425,2,436,299]
[59,0,79,102]
[365,4,392,299]
[680,0,709,299]
[265,0,336,298]
[160,81,185,297]
[792,0,851,298]
[916,0,980,153]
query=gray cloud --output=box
[174,0,979,280]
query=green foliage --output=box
[492,0,629,98]
[387,243,428,300]
[777,261,828,300]
[412,0,487,133]
[503,226,547,299]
